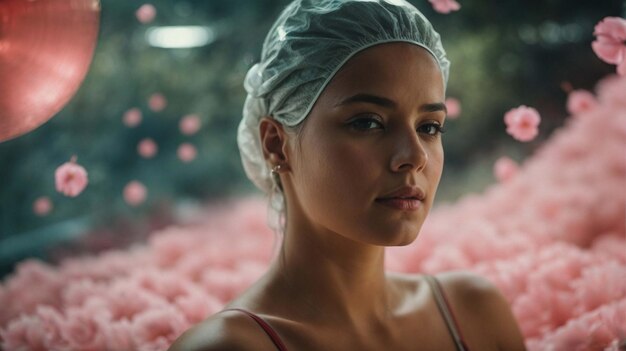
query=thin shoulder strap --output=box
[219,308,289,351]
[423,275,471,351]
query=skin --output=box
[168,43,527,351]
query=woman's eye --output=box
[419,123,446,136]
[348,116,384,131]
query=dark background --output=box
[0,0,623,278]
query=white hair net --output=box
[237,0,450,234]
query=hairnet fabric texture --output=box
[237,0,450,203]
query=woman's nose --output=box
[389,129,428,173]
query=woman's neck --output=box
[264,222,402,333]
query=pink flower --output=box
[55,156,88,197]
[123,108,142,127]
[136,4,156,24]
[103,320,135,351]
[179,114,202,135]
[504,105,541,142]
[33,197,53,216]
[566,90,598,116]
[138,138,158,158]
[130,306,189,351]
[148,93,167,112]
[177,143,197,163]
[124,181,147,207]
[58,305,109,351]
[494,156,519,183]
[428,0,461,14]
[445,97,461,118]
[0,307,66,351]
[592,17,626,76]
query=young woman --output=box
[170,0,527,350]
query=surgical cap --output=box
[237,0,450,197]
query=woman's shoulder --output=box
[429,270,527,351]
[167,308,275,351]
[390,270,525,350]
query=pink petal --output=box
[566,90,598,116]
[177,143,197,163]
[33,197,53,216]
[592,39,624,65]
[179,114,202,135]
[594,17,626,42]
[618,56,626,76]
[54,157,88,198]
[123,108,142,127]
[429,0,461,14]
[494,156,519,183]
[148,93,167,112]
[503,105,541,142]
[138,138,158,159]
[136,4,156,24]
[445,97,461,118]
[123,181,147,207]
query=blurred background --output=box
[0,0,623,278]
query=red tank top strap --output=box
[424,274,471,351]
[219,308,289,351]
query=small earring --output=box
[270,163,284,176]
[270,164,285,191]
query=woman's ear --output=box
[259,116,289,164]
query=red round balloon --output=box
[0,0,100,142]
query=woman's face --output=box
[287,42,446,246]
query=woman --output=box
[170,0,527,350]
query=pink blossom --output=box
[55,156,88,197]
[33,196,52,216]
[494,156,519,183]
[504,105,541,142]
[58,305,110,351]
[0,307,67,351]
[124,181,147,206]
[148,93,167,112]
[104,320,135,351]
[179,114,202,135]
[175,289,222,324]
[136,4,156,24]
[138,138,158,158]
[130,306,189,351]
[2,76,626,351]
[592,17,626,76]
[177,143,197,163]
[123,108,142,127]
[566,89,598,116]
[444,97,461,118]
[428,0,461,14]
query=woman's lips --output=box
[375,197,422,211]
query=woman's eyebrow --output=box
[420,102,447,114]
[335,93,396,108]
[334,93,447,114]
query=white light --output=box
[146,26,215,49]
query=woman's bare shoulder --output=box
[434,270,527,351]
[167,310,275,351]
